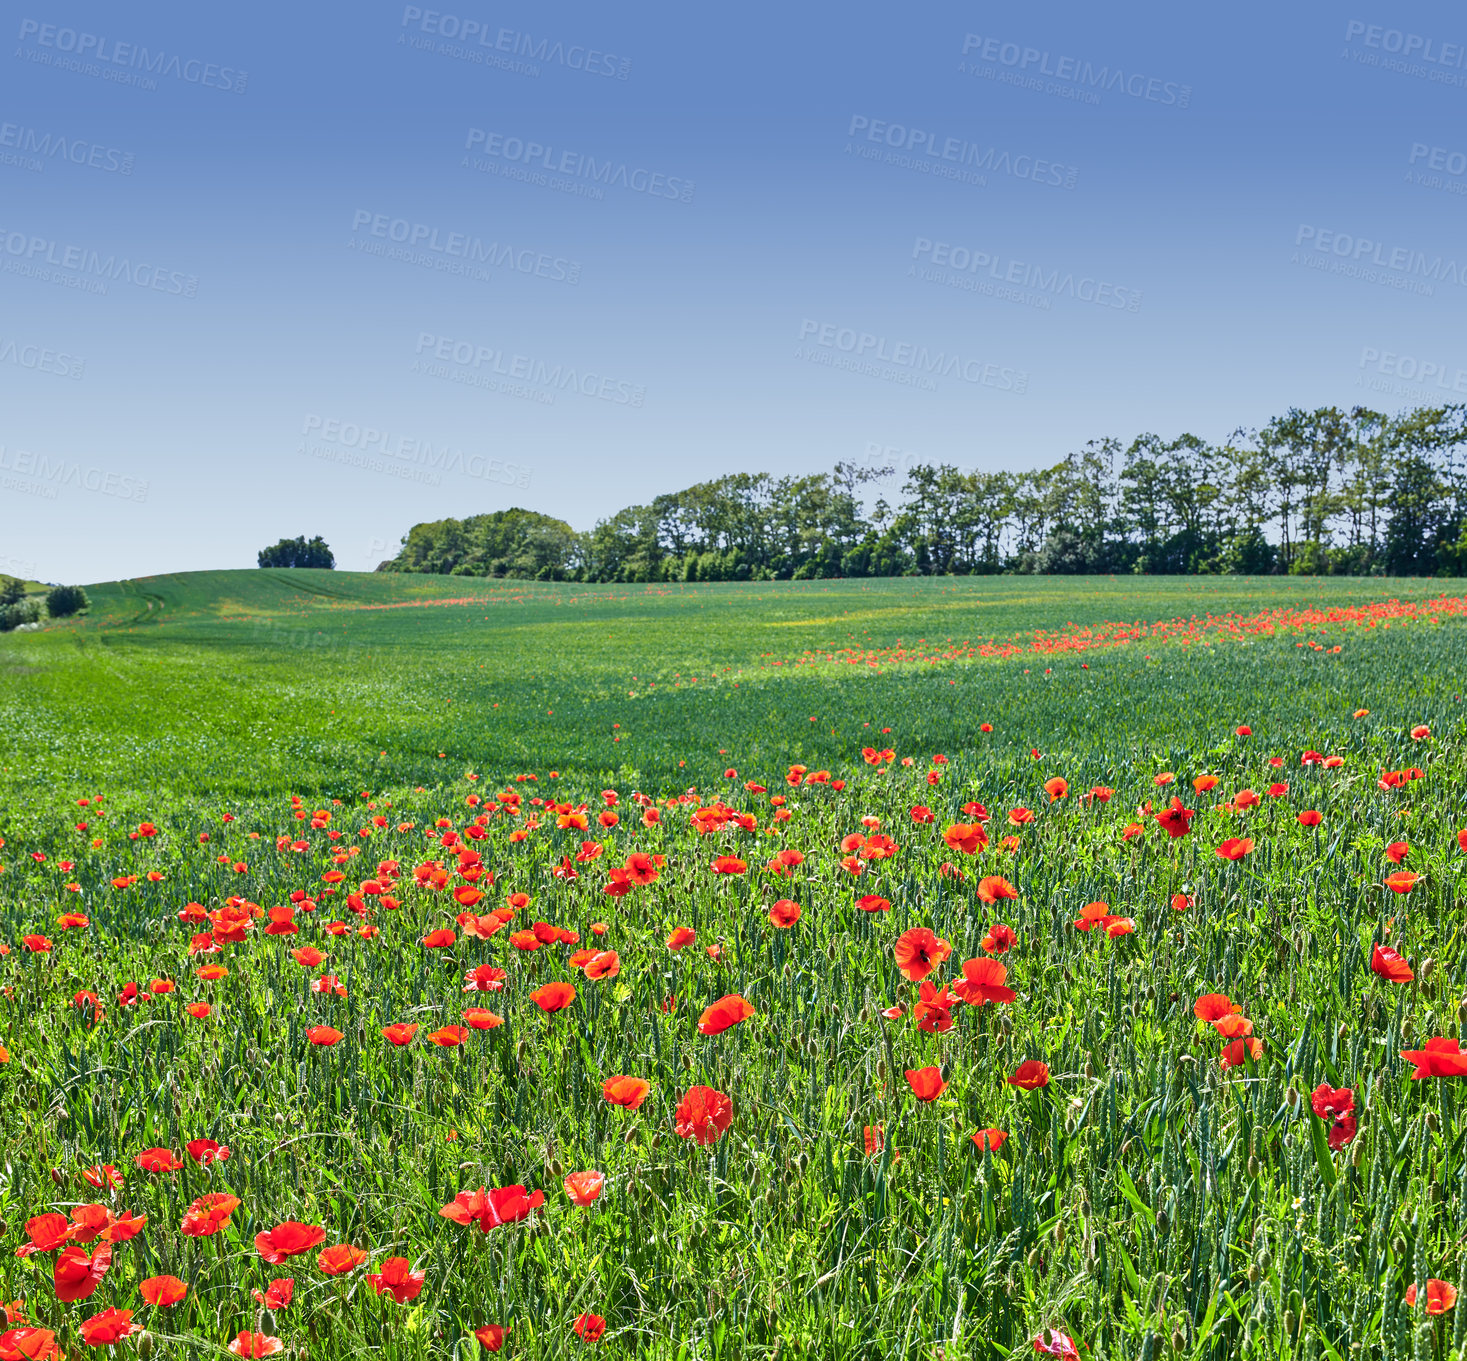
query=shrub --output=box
[45,584,89,618]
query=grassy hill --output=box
[1,569,1462,809]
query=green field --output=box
[0,572,1465,1360]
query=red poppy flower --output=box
[463,963,507,993]
[1194,993,1233,1022]
[854,893,890,913]
[1385,840,1409,864]
[186,1138,229,1166]
[1215,838,1254,861]
[1104,917,1135,938]
[317,1244,367,1276]
[912,980,955,1033]
[892,928,952,981]
[1410,725,1431,740]
[54,1244,111,1302]
[768,899,801,928]
[423,928,456,949]
[1006,1060,1050,1090]
[291,947,325,968]
[673,1085,733,1144]
[602,1075,651,1109]
[139,1276,187,1307]
[463,1008,503,1029]
[474,1325,507,1352]
[22,936,52,954]
[976,876,1018,905]
[181,1193,240,1237]
[134,1148,183,1174]
[425,1025,469,1047]
[710,856,747,875]
[439,1186,545,1232]
[365,1257,425,1304]
[227,1333,283,1358]
[1384,871,1420,894]
[307,1026,343,1046]
[1371,944,1414,983]
[666,927,696,951]
[573,1315,606,1342]
[252,1280,293,1311]
[942,823,987,856]
[1073,901,1111,932]
[905,1066,947,1102]
[0,1330,59,1361]
[1297,810,1322,827]
[1008,807,1034,826]
[78,1309,137,1347]
[1156,798,1194,838]
[1400,1037,1467,1078]
[1219,1038,1264,1069]
[255,1222,327,1263]
[1034,1329,1079,1359]
[1405,1280,1457,1314]
[530,982,576,1013]
[980,923,1016,954]
[563,1170,605,1206]
[971,1128,1007,1152]
[954,956,1016,1005]
[698,994,755,1036]
[382,1023,418,1045]
[584,951,620,981]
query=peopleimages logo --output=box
[463,130,694,203]
[958,34,1191,107]
[845,115,1077,189]
[0,336,84,379]
[910,237,1141,312]
[1292,225,1467,294]
[15,19,247,92]
[1358,346,1467,393]
[300,415,532,489]
[0,226,199,296]
[796,319,1028,394]
[398,7,630,79]
[0,445,148,501]
[413,333,647,406]
[347,210,581,285]
[0,121,134,175]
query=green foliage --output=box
[0,574,27,606]
[258,535,336,569]
[44,584,89,618]
[0,595,43,631]
[379,405,1467,584]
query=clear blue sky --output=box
[4,0,1466,582]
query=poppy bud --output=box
[1283,1311,1297,1336]
[1146,985,1156,1001]
[1401,1017,1413,1041]
[998,1014,1014,1036]
[876,1060,886,1080]
[764,1185,778,1208]
[549,1158,564,1179]
[1026,1247,1041,1267]
[1063,1116,1077,1136]
[623,1125,637,1145]
[1352,1141,1366,1169]
[1428,1180,1442,1203]
[1391,1236,1405,1257]
[1247,1155,1260,1178]
[1171,1330,1185,1352]
[681,1052,692,1070]
[826,941,838,963]
[1286,1086,1299,1109]
[797,1151,810,1173]
[1084,1059,1095,1080]
[1420,957,1435,981]
[1257,1249,1270,1272]
[1425,1109,1440,1133]
[1055,1222,1066,1246]
[275,1112,286,1126]
[138,1333,154,1361]
[1247,1265,1260,1283]
[516,1040,529,1062]
[1155,1208,1169,1236]
[1458,998,1467,1025]
[1120,1139,1133,1158]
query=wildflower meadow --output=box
[1,570,1465,1361]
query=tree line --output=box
[375,403,1467,582]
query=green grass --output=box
[0,572,1465,1359]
